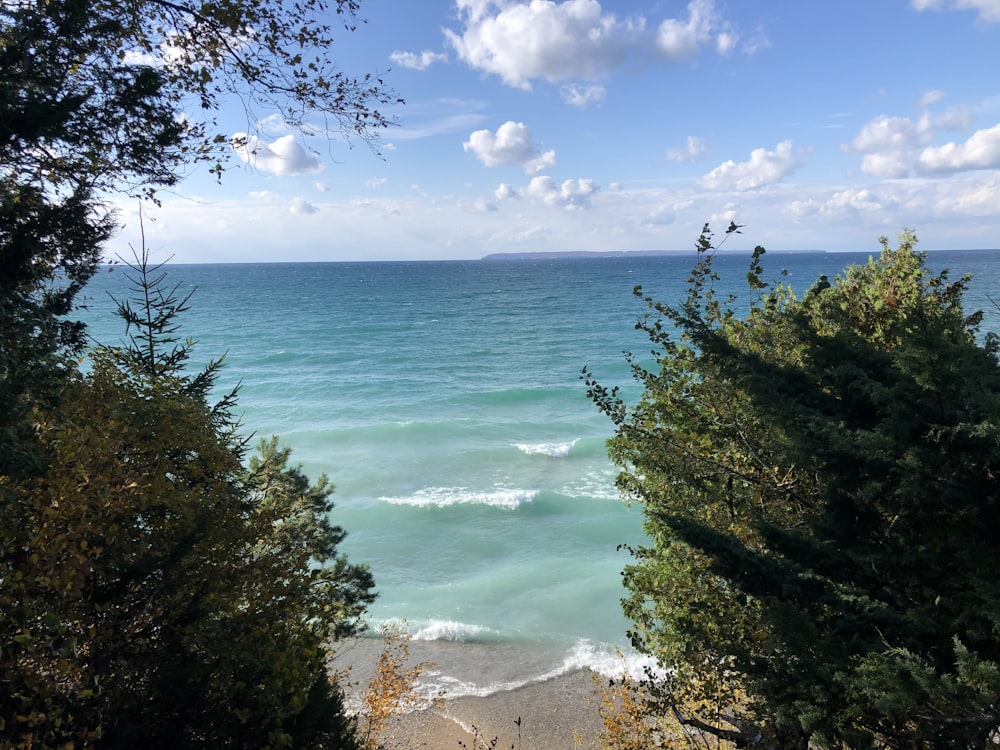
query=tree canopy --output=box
[1,4,391,745]
[1,253,375,748]
[0,0,400,472]
[587,226,1000,748]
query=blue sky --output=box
[114,0,1000,262]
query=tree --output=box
[0,253,375,748]
[587,226,1000,747]
[0,0,400,473]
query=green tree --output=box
[587,226,1000,747]
[0,0,400,473]
[0,253,375,748]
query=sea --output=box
[76,248,1000,701]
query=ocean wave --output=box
[410,620,496,642]
[559,639,664,682]
[379,486,538,509]
[411,639,665,702]
[513,439,579,458]
[558,468,620,501]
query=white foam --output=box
[410,620,494,642]
[379,486,538,509]
[414,639,667,702]
[514,439,579,458]
[558,468,620,501]
[559,639,665,682]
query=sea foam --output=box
[410,639,665,701]
[409,619,495,642]
[379,486,538,509]
[514,439,578,457]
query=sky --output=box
[113,0,1000,262]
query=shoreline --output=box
[380,668,605,749]
[335,638,612,749]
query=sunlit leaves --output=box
[591,226,1000,747]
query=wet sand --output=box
[334,636,613,749]
[379,668,605,749]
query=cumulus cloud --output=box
[444,0,748,91]
[231,133,323,176]
[289,197,318,215]
[698,140,800,191]
[390,49,449,70]
[560,83,606,107]
[656,0,736,60]
[524,176,598,208]
[495,182,518,200]
[843,105,976,177]
[444,0,642,89]
[443,0,753,93]
[666,135,709,162]
[823,188,888,215]
[464,121,556,174]
[918,123,1000,173]
[911,0,1000,22]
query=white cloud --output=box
[911,0,1000,22]
[231,133,323,176]
[464,121,556,174]
[444,0,642,89]
[920,89,947,108]
[560,83,606,107]
[390,49,449,70]
[249,190,278,201]
[444,0,749,93]
[656,0,735,60]
[666,135,709,162]
[495,182,518,200]
[823,188,888,216]
[445,0,751,91]
[257,113,291,134]
[289,197,318,215]
[314,181,329,192]
[844,107,977,177]
[698,140,800,191]
[919,123,1000,173]
[367,177,389,189]
[524,176,598,208]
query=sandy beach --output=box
[380,668,605,750]
[335,638,610,750]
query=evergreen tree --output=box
[588,226,1000,747]
[0,0,400,475]
[1,253,374,748]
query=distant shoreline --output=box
[480,249,828,261]
[481,250,685,261]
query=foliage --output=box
[588,656,756,750]
[591,668,662,750]
[587,225,1000,747]
[0,0,400,477]
[355,623,438,750]
[0,186,115,478]
[1,0,400,199]
[0,252,374,748]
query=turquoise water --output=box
[77,249,1000,695]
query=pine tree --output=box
[588,226,1000,747]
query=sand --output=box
[334,636,614,750]
[378,668,606,750]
